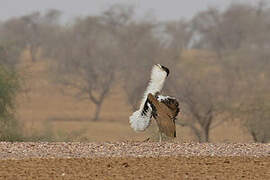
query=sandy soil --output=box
[0,142,269,179]
[1,156,269,180]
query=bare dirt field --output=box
[7,50,269,179]
[0,142,269,179]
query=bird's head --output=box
[150,64,170,83]
[156,64,170,77]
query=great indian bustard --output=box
[129,64,180,141]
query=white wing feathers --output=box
[129,102,152,131]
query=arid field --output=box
[2,53,266,179]
[0,142,269,179]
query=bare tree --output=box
[1,10,61,62]
[164,20,193,54]
[100,4,163,110]
[219,3,270,143]
[228,47,270,143]
[51,16,120,121]
[242,97,270,143]
[120,22,162,110]
[179,3,270,142]
[172,57,230,142]
[162,19,193,93]
[191,4,258,57]
[160,19,228,142]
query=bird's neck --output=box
[139,78,166,110]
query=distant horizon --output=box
[0,0,258,22]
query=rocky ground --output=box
[0,142,269,179]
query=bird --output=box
[129,64,172,132]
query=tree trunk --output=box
[176,121,203,142]
[192,126,203,143]
[250,131,259,142]
[93,103,102,121]
[29,46,37,62]
[201,128,210,143]
[201,112,213,142]
[205,129,209,142]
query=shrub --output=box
[0,65,22,141]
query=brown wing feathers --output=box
[147,93,179,138]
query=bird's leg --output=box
[159,131,162,142]
[142,137,150,142]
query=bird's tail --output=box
[129,110,151,132]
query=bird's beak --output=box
[156,64,162,69]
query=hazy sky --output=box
[0,0,258,21]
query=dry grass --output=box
[15,53,253,142]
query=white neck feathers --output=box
[139,65,167,110]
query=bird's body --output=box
[147,93,179,139]
[129,64,170,132]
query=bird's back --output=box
[147,94,179,138]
